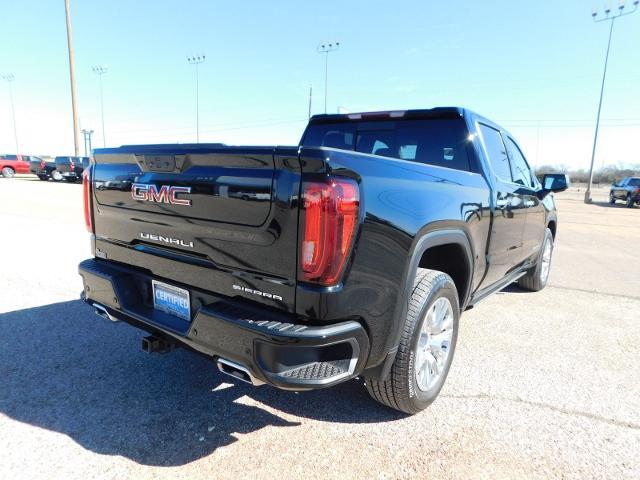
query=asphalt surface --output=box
[1,176,638,479]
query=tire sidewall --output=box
[406,275,459,409]
[2,167,15,178]
[536,229,554,288]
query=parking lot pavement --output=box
[1,177,638,479]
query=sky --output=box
[1,0,639,170]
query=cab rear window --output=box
[302,119,471,172]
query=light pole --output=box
[187,55,205,143]
[317,41,340,114]
[1,73,19,153]
[63,0,80,156]
[584,0,638,203]
[308,85,313,119]
[81,129,94,157]
[92,65,108,147]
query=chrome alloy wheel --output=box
[540,237,552,284]
[415,297,454,392]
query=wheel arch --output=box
[366,227,474,381]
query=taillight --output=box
[300,177,360,286]
[39,160,45,169]
[70,161,75,172]
[83,168,93,233]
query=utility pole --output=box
[308,85,313,119]
[81,129,94,157]
[584,0,638,203]
[92,65,108,147]
[187,55,206,143]
[1,73,19,153]
[64,0,80,156]
[317,42,340,114]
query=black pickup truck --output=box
[55,156,90,182]
[78,108,568,414]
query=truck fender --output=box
[372,228,474,381]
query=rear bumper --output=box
[78,258,369,390]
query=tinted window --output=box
[628,178,640,187]
[478,124,512,181]
[303,119,471,171]
[302,124,355,150]
[505,137,533,188]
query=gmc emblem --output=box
[131,183,192,206]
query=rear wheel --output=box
[365,269,459,414]
[1,167,15,178]
[626,195,635,208]
[609,192,616,204]
[518,228,553,291]
[38,175,48,181]
[51,170,63,182]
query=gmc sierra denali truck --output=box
[78,108,568,414]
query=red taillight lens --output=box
[39,160,45,169]
[70,161,75,172]
[300,177,360,286]
[83,168,93,233]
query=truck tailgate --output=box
[91,145,301,314]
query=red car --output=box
[1,154,31,178]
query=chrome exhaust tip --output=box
[93,303,119,322]
[216,358,264,386]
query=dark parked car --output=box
[79,107,568,414]
[55,156,89,182]
[35,159,60,181]
[0,154,31,178]
[609,177,640,208]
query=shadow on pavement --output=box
[590,200,636,209]
[0,300,404,466]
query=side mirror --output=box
[543,173,569,192]
[538,173,569,199]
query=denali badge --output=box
[132,183,192,205]
[140,232,194,248]
[233,284,283,301]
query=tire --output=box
[1,167,15,178]
[38,175,48,181]
[626,195,635,208]
[365,269,459,414]
[518,228,553,292]
[51,170,63,182]
[609,192,616,204]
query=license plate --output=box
[152,280,191,321]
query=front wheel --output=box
[365,269,459,414]
[609,192,616,204]
[1,167,15,178]
[518,228,553,291]
[51,171,63,182]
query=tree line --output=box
[535,164,640,184]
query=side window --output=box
[505,137,533,188]
[478,124,512,181]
